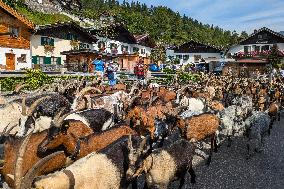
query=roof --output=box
[36,22,98,42]
[0,0,34,29]
[134,34,156,48]
[239,27,284,44]
[173,40,223,53]
[236,59,268,63]
[90,24,137,44]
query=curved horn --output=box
[54,109,77,128]
[21,97,27,116]
[33,84,49,94]
[27,96,51,116]
[15,82,28,93]
[138,137,147,155]
[76,87,102,98]
[3,124,18,137]
[20,151,65,189]
[128,135,133,151]
[14,132,33,189]
[1,123,10,136]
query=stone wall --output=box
[24,0,62,14]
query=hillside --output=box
[3,0,247,49]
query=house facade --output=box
[90,24,154,72]
[31,22,97,70]
[227,27,284,58]
[0,0,34,70]
[90,25,153,58]
[166,40,223,65]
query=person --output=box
[134,60,145,80]
[106,61,117,86]
[92,55,105,79]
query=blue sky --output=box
[118,0,284,34]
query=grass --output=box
[15,3,72,25]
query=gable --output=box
[173,41,221,53]
[0,0,34,29]
[35,23,97,43]
[240,28,284,45]
[91,25,137,44]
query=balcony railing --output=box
[232,50,284,59]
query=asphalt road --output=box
[173,114,284,189]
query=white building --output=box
[166,40,223,65]
[90,25,154,58]
[31,22,97,69]
[227,27,284,57]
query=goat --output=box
[268,101,281,125]
[0,130,67,188]
[30,136,147,189]
[127,137,196,189]
[244,111,271,159]
[176,113,220,165]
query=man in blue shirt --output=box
[92,55,105,79]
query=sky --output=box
[118,0,284,34]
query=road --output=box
[177,114,284,189]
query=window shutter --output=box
[57,57,62,65]
[41,37,45,45]
[44,57,51,64]
[67,33,71,40]
[32,56,38,64]
[50,38,55,46]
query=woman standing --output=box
[106,61,118,86]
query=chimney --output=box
[254,29,258,34]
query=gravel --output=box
[170,114,284,189]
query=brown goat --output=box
[1,131,67,188]
[38,123,137,160]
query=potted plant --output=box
[70,40,80,50]
[44,44,55,53]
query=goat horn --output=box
[14,132,33,189]
[3,124,18,137]
[77,87,102,98]
[21,97,27,116]
[138,137,147,155]
[33,85,49,94]
[27,96,51,116]
[128,135,133,151]
[15,82,28,93]
[20,151,65,189]
[54,109,77,128]
[1,123,10,135]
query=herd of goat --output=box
[0,74,283,189]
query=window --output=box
[183,55,189,60]
[17,54,27,63]
[32,56,44,65]
[79,43,90,50]
[141,49,146,54]
[176,55,182,59]
[244,46,251,53]
[121,45,128,52]
[255,46,260,52]
[9,27,19,38]
[194,55,201,62]
[98,41,106,49]
[67,33,78,40]
[51,57,58,65]
[133,47,140,53]
[258,35,263,39]
[261,45,270,51]
[110,43,117,49]
[41,37,54,46]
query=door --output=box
[5,53,15,70]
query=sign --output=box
[256,41,268,44]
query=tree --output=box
[268,44,282,68]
